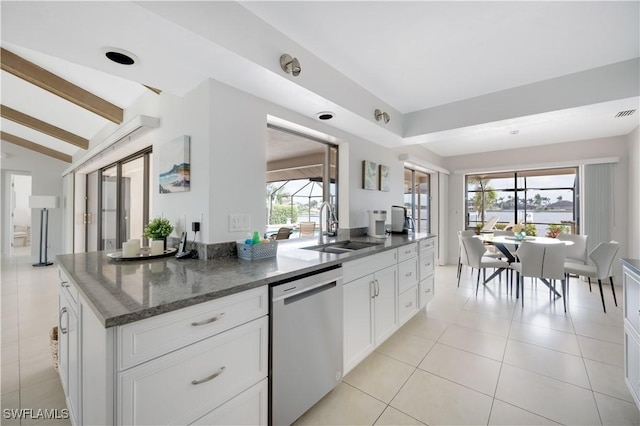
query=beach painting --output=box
[159,135,190,193]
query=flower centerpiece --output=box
[143,218,174,249]
[512,224,527,240]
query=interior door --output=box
[101,166,118,251]
[86,172,99,252]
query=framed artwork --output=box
[362,160,378,190]
[159,135,190,193]
[379,164,390,191]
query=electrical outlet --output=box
[229,214,250,232]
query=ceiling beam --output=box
[1,47,123,124]
[143,85,162,95]
[1,105,89,150]
[1,131,72,163]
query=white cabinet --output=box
[398,243,419,325]
[418,238,436,309]
[343,250,397,373]
[58,270,80,425]
[57,265,269,426]
[622,262,640,409]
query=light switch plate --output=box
[229,214,250,232]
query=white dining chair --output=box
[511,241,567,308]
[557,233,590,286]
[457,230,476,285]
[460,236,510,295]
[564,241,619,313]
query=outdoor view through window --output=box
[465,167,578,237]
[265,126,338,239]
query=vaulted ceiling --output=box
[1,1,638,165]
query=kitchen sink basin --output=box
[302,240,383,253]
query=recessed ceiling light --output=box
[510,130,519,135]
[316,111,334,120]
[103,47,137,65]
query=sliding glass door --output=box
[98,149,152,250]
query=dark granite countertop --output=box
[621,258,640,276]
[56,233,435,328]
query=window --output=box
[98,149,152,250]
[404,168,430,233]
[265,126,338,238]
[465,167,579,236]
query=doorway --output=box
[9,173,32,257]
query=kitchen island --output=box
[56,233,436,425]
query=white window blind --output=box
[583,163,613,254]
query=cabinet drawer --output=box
[191,378,268,425]
[419,276,434,309]
[419,238,435,253]
[117,286,268,370]
[419,251,435,280]
[398,287,418,325]
[624,329,640,407]
[59,268,79,310]
[397,243,418,262]
[398,258,418,294]
[118,316,268,426]
[343,250,397,283]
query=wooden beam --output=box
[1,105,89,150]
[143,85,162,95]
[1,48,123,124]
[1,131,72,163]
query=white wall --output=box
[145,78,432,244]
[12,175,31,226]
[628,126,640,259]
[443,135,631,268]
[1,143,67,261]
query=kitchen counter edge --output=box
[56,233,436,328]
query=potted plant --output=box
[143,218,174,249]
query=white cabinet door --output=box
[374,265,398,345]
[59,285,80,425]
[67,306,80,425]
[343,275,374,373]
[624,330,640,407]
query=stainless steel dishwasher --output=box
[271,266,343,426]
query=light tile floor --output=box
[2,251,639,425]
[1,247,70,426]
[295,265,640,426]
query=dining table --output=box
[476,233,574,298]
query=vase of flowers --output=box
[512,224,527,240]
[143,218,174,250]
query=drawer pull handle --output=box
[191,313,225,327]
[425,289,432,293]
[406,272,412,277]
[405,301,413,308]
[59,307,68,334]
[61,281,70,288]
[191,366,226,385]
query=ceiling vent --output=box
[614,109,636,118]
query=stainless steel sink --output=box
[302,240,383,253]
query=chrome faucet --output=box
[318,201,336,244]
